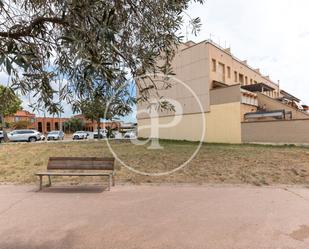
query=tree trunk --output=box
[0,113,8,142]
[97,119,101,140]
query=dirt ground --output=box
[1,140,309,186]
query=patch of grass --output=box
[1,140,309,186]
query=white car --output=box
[114,131,123,139]
[47,130,65,141]
[124,131,137,139]
[7,130,41,142]
[72,131,88,140]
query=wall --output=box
[138,85,242,144]
[138,113,206,141]
[241,104,258,122]
[207,85,242,143]
[137,41,210,120]
[138,101,241,143]
[206,102,241,143]
[257,92,309,119]
[242,119,309,144]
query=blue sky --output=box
[1,0,309,120]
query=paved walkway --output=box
[0,184,309,249]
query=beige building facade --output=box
[137,40,309,144]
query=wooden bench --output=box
[35,157,115,191]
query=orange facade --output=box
[73,114,120,132]
[5,111,120,134]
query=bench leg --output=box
[108,175,112,191]
[47,175,52,187]
[39,175,43,191]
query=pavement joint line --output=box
[281,187,309,203]
[0,192,36,217]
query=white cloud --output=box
[184,0,309,104]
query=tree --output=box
[12,120,30,129]
[63,118,85,133]
[0,85,22,132]
[0,0,204,112]
[74,81,134,139]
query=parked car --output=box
[124,130,137,139]
[72,131,88,140]
[40,134,46,141]
[114,131,122,139]
[0,131,4,143]
[93,129,107,139]
[7,129,41,142]
[47,130,64,141]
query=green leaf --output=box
[5,58,12,75]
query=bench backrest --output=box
[47,157,115,171]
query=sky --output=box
[1,0,309,121]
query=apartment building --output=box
[137,40,309,144]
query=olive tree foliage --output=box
[0,85,22,130]
[0,0,204,114]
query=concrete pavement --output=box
[0,184,309,249]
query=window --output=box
[19,130,34,134]
[254,80,257,84]
[245,76,248,85]
[239,74,244,85]
[30,118,35,123]
[212,59,216,72]
[47,122,51,132]
[227,66,231,78]
[55,122,59,130]
[15,116,21,122]
[234,71,238,82]
[250,79,253,84]
[218,62,225,82]
[38,122,42,132]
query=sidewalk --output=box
[0,184,309,249]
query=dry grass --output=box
[1,140,309,186]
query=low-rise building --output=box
[4,112,121,134]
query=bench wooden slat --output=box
[47,157,115,170]
[36,172,112,176]
[49,157,115,161]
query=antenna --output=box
[185,25,189,42]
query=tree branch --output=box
[0,16,68,39]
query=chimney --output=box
[255,68,260,74]
[224,48,231,54]
[242,60,247,64]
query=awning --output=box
[280,90,300,102]
[212,80,229,89]
[241,83,274,92]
